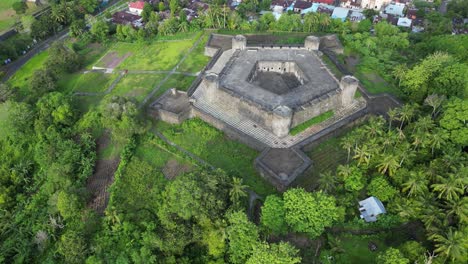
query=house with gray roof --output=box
[358,196,386,222]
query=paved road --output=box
[1,0,125,83]
[1,30,69,82]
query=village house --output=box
[112,11,143,28]
[293,1,313,13]
[128,0,146,16]
[331,7,350,21]
[359,197,386,222]
[384,2,405,17]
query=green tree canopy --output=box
[246,242,301,264]
[261,195,288,235]
[283,189,340,238]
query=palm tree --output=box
[424,94,445,118]
[429,130,447,155]
[430,228,467,263]
[229,177,248,208]
[318,171,338,194]
[402,170,428,197]
[399,104,416,129]
[377,154,400,176]
[445,197,468,224]
[431,173,465,201]
[337,164,352,179]
[393,64,407,87]
[341,136,354,162]
[387,108,399,131]
[353,146,371,166]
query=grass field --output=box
[111,74,165,102]
[355,69,400,96]
[322,233,389,263]
[108,39,194,71]
[156,118,276,196]
[290,110,334,136]
[58,72,118,94]
[8,51,49,95]
[136,135,193,171]
[178,33,210,73]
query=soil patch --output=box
[97,51,132,69]
[86,131,119,214]
[87,158,119,214]
[162,159,191,180]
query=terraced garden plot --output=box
[292,136,348,191]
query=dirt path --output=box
[86,131,120,214]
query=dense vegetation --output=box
[0,0,467,263]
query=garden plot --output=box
[94,51,132,69]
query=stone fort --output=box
[151,34,369,190]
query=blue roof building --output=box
[331,7,350,22]
[358,196,386,222]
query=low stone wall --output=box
[291,92,341,128]
[204,46,218,57]
[157,108,190,124]
[299,108,369,151]
[191,107,267,151]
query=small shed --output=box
[358,196,386,222]
[397,17,412,28]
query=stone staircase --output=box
[192,86,366,148]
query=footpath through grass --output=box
[156,118,276,196]
[290,110,334,136]
[178,33,211,73]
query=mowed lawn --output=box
[8,51,49,96]
[58,72,118,94]
[114,39,194,71]
[178,33,211,73]
[111,74,166,102]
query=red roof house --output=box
[128,1,146,15]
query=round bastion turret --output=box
[202,73,219,102]
[304,36,320,51]
[232,35,247,50]
[340,75,359,107]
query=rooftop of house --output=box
[359,196,386,222]
[294,0,313,10]
[384,3,405,16]
[331,7,350,21]
[128,0,146,9]
[112,11,142,24]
